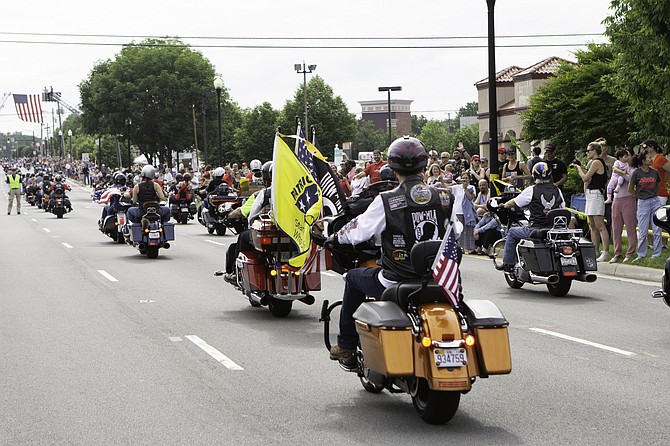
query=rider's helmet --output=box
[183,173,192,182]
[379,165,397,181]
[141,165,156,180]
[386,136,428,174]
[249,159,262,171]
[261,161,273,186]
[174,173,184,183]
[114,173,127,186]
[532,162,552,182]
[212,167,225,179]
[54,174,63,182]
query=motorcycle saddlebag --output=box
[578,238,597,271]
[462,300,511,376]
[518,239,555,273]
[163,222,175,241]
[353,301,414,377]
[130,223,143,242]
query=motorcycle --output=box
[121,201,175,259]
[39,181,52,210]
[49,184,71,219]
[99,192,132,244]
[488,196,597,296]
[316,218,512,425]
[170,195,197,224]
[651,205,670,307]
[25,185,38,206]
[215,214,321,317]
[198,185,245,236]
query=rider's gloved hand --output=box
[324,235,338,251]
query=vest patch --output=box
[409,184,432,205]
[387,195,407,211]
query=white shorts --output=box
[585,189,605,216]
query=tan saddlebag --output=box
[463,300,512,375]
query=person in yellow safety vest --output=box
[6,167,22,215]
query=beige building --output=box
[475,56,572,158]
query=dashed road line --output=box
[529,327,635,356]
[62,243,73,249]
[185,335,244,370]
[205,239,227,246]
[97,270,119,282]
[43,228,51,233]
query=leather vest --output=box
[380,176,446,282]
[528,183,563,227]
[138,181,159,206]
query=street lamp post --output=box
[125,118,132,169]
[67,129,73,159]
[294,62,316,131]
[487,0,500,177]
[58,130,64,158]
[378,86,402,147]
[213,77,224,167]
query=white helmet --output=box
[141,165,156,179]
[249,159,262,171]
[212,167,225,178]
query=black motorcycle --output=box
[170,195,197,224]
[651,205,670,307]
[122,202,175,259]
[489,197,597,296]
[99,192,132,244]
[197,185,245,236]
[49,184,71,219]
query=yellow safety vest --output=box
[8,174,21,189]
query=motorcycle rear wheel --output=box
[116,231,125,244]
[547,277,572,296]
[147,246,159,259]
[410,377,460,425]
[268,297,292,317]
[207,226,215,234]
[215,225,227,236]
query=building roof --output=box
[475,66,524,86]
[514,56,572,78]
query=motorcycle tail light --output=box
[270,269,278,277]
[464,334,476,347]
[159,228,163,232]
[259,236,273,245]
[421,337,432,348]
[144,229,149,233]
[562,246,573,255]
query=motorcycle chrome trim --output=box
[430,339,466,349]
[528,272,560,285]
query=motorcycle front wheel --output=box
[547,277,572,296]
[504,272,524,289]
[410,377,460,425]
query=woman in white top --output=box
[451,171,477,252]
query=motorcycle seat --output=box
[529,228,550,240]
[381,281,448,309]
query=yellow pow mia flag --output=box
[271,133,323,268]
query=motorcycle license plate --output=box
[434,348,467,367]
[149,232,160,240]
[180,207,188,212]
[561,257,578,266]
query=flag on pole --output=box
[13,94,43,123]
[312,131,346,216]
[295,126,317,179]
[431,225,461,308]
[271,133,323,268]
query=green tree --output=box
[521,43,635,161]
[234,102,279,163]
[446,123,480,154]
[605,1,670,141]
[418,120,450,152]
[79,38,236,167]
[277,76,357,158]
[456,101,479,119]
[353,120,387,156]
[411,114,428,135]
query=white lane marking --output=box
[169,337,183,342]
[205,239,227,246]
[62,243,73,249]
[97,270,119,282]
[43,228,51,233]
[185,335,244,370]
[529,328,635,356]
[31,218,37,222]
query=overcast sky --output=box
[1,0,611,138]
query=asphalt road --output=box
[1,179,669,446]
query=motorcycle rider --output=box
[127,165,171,226]
[223,161,272,284]
[99,173,129,222]
[49,174,73,212]
[198,166,230,213]
[328,136,447,366]
[245,159,264,184]
[498,161,565,272]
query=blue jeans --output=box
[636,197,662,258]
[337,268,387,350]
[127,205,171,223]
[502,226,535,266]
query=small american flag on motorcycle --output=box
[431,225,461,308]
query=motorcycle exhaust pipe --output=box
[163,242,170,249]
[575,273,597,283]
[529,273,560,285]
[138,243,146,251]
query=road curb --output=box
[596,261,663,283]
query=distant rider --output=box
[99,173,129,222]
[127,165,171,225]
[49,174,73,212]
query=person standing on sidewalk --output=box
[609,149,637,263]
[6,167,22,215]
[628,151,662,261]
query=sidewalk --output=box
[596,261,663,283]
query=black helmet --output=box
[261,161,273,184]
[183,173,192,181]
[114,173,127,186]
[174,173,184,183]
[379,165,397,181]
[532,161,552,181]
[387,136,428,174]
[54,174,63,182]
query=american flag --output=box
[432,226,461,308]
[295,126,317,179]
[13,94,43,123]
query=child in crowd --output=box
[443,164,455,184]
[604,149,632,205]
